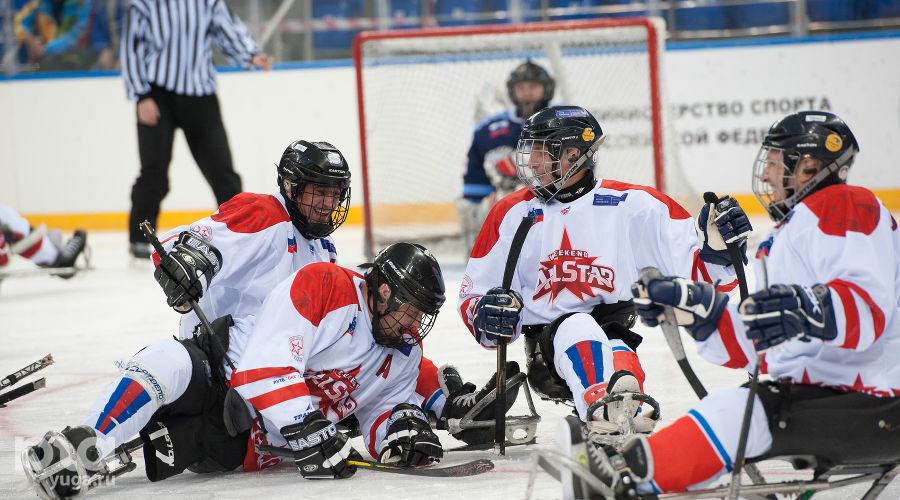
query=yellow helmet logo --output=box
[582,128,595,141]
[825,133,843,152]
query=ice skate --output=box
[583,370,660,446]
[437,361,539,447]
[40,229,88,279]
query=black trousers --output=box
[129,86,242,243]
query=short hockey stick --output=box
[495,215,533,455]
[139,221,235,372]
[1,354,53,389]
[702,191,749,301]
[0,377,46,406]
[258,444,494,477]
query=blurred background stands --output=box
[1,0,899,74]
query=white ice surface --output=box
[1,220,896,499]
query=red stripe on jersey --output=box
[369,409,393,458]
[599,179,691,220]
[211,193,290,234]
[416,357,441,401]
[471,188,535,259]
[19,237,42,259]
[649,415,725,491]
[289,263,362,326]
[230,367,298,387]
[459,296,480,336]
[247,383,311,410]
[760,353,768,375]
[828,279,885,343]
[718,309,749,369]
[802,185,881,236]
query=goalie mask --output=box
[507,60,555,119]
[752,111,859,222]
[364,243,445,348]
[516,105,605,202]
[277,140,351,239]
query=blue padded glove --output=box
[740,284,837,352]
[473,287,523,343]
[631,276,729,341]
[696,195,752,266]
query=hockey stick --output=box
[1,354,53,389]
[639,267,708,399]
[0,377,46,406]
[139,221,235,372]
[728,252,768,500]
[258,444,494,477]
[495,215,533,455]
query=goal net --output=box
[354,18,692,260]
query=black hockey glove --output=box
[473,287,523,343]
[378,403,443,467]
[741,284,837,352]
[631,276,729,341]
[696,195,751,266]
[281,410,362,479]
[153,231,222,313]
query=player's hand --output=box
[153,231,222,313]
[473,287,523,344]
[696,195,751,266]
[281,410,362,479]
[741,284,836,351]
[251,52,273,71]
[631,276,728,341]
[137,98,160,126]
[378,404,443,466]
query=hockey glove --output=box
[740,284,837,352]
[473,287,524,343]
[153,231,222,313]
[631,276,729,341]
[696,195,751,267]
[378,403,443,467]
[281,410,362,479]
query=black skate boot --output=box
[41,229,87,278]
[557,415,652,500]
[437,362,524,446]
[22,425,101,499]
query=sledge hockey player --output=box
[576,111,900,498]
[457,105,749,442]
[142,139,502,447]
[23,242,448,498]
[0,205,87,278]
[457,60,556,256]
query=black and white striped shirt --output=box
[121,0,260,101]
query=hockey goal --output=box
[354,18,692,260]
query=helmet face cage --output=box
[753,111,858,222]
[516,138,566,201]
[365,243,445,348]
[278,140,352,239]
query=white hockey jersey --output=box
[153,192,338,360]
[458,179,738,347]
[232,262,423,459]
[698,185,900,396]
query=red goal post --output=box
[354,18,685,260]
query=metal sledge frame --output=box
[530,449,900,500]
[444,371,542,446]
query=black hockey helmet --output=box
[364,242,445,348]
[507,60,555,119]
[752,111,859,222]
[516,105,605,202]
[277,140,351,239]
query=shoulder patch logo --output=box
[289,335,303,362]
[593,193,628,206]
